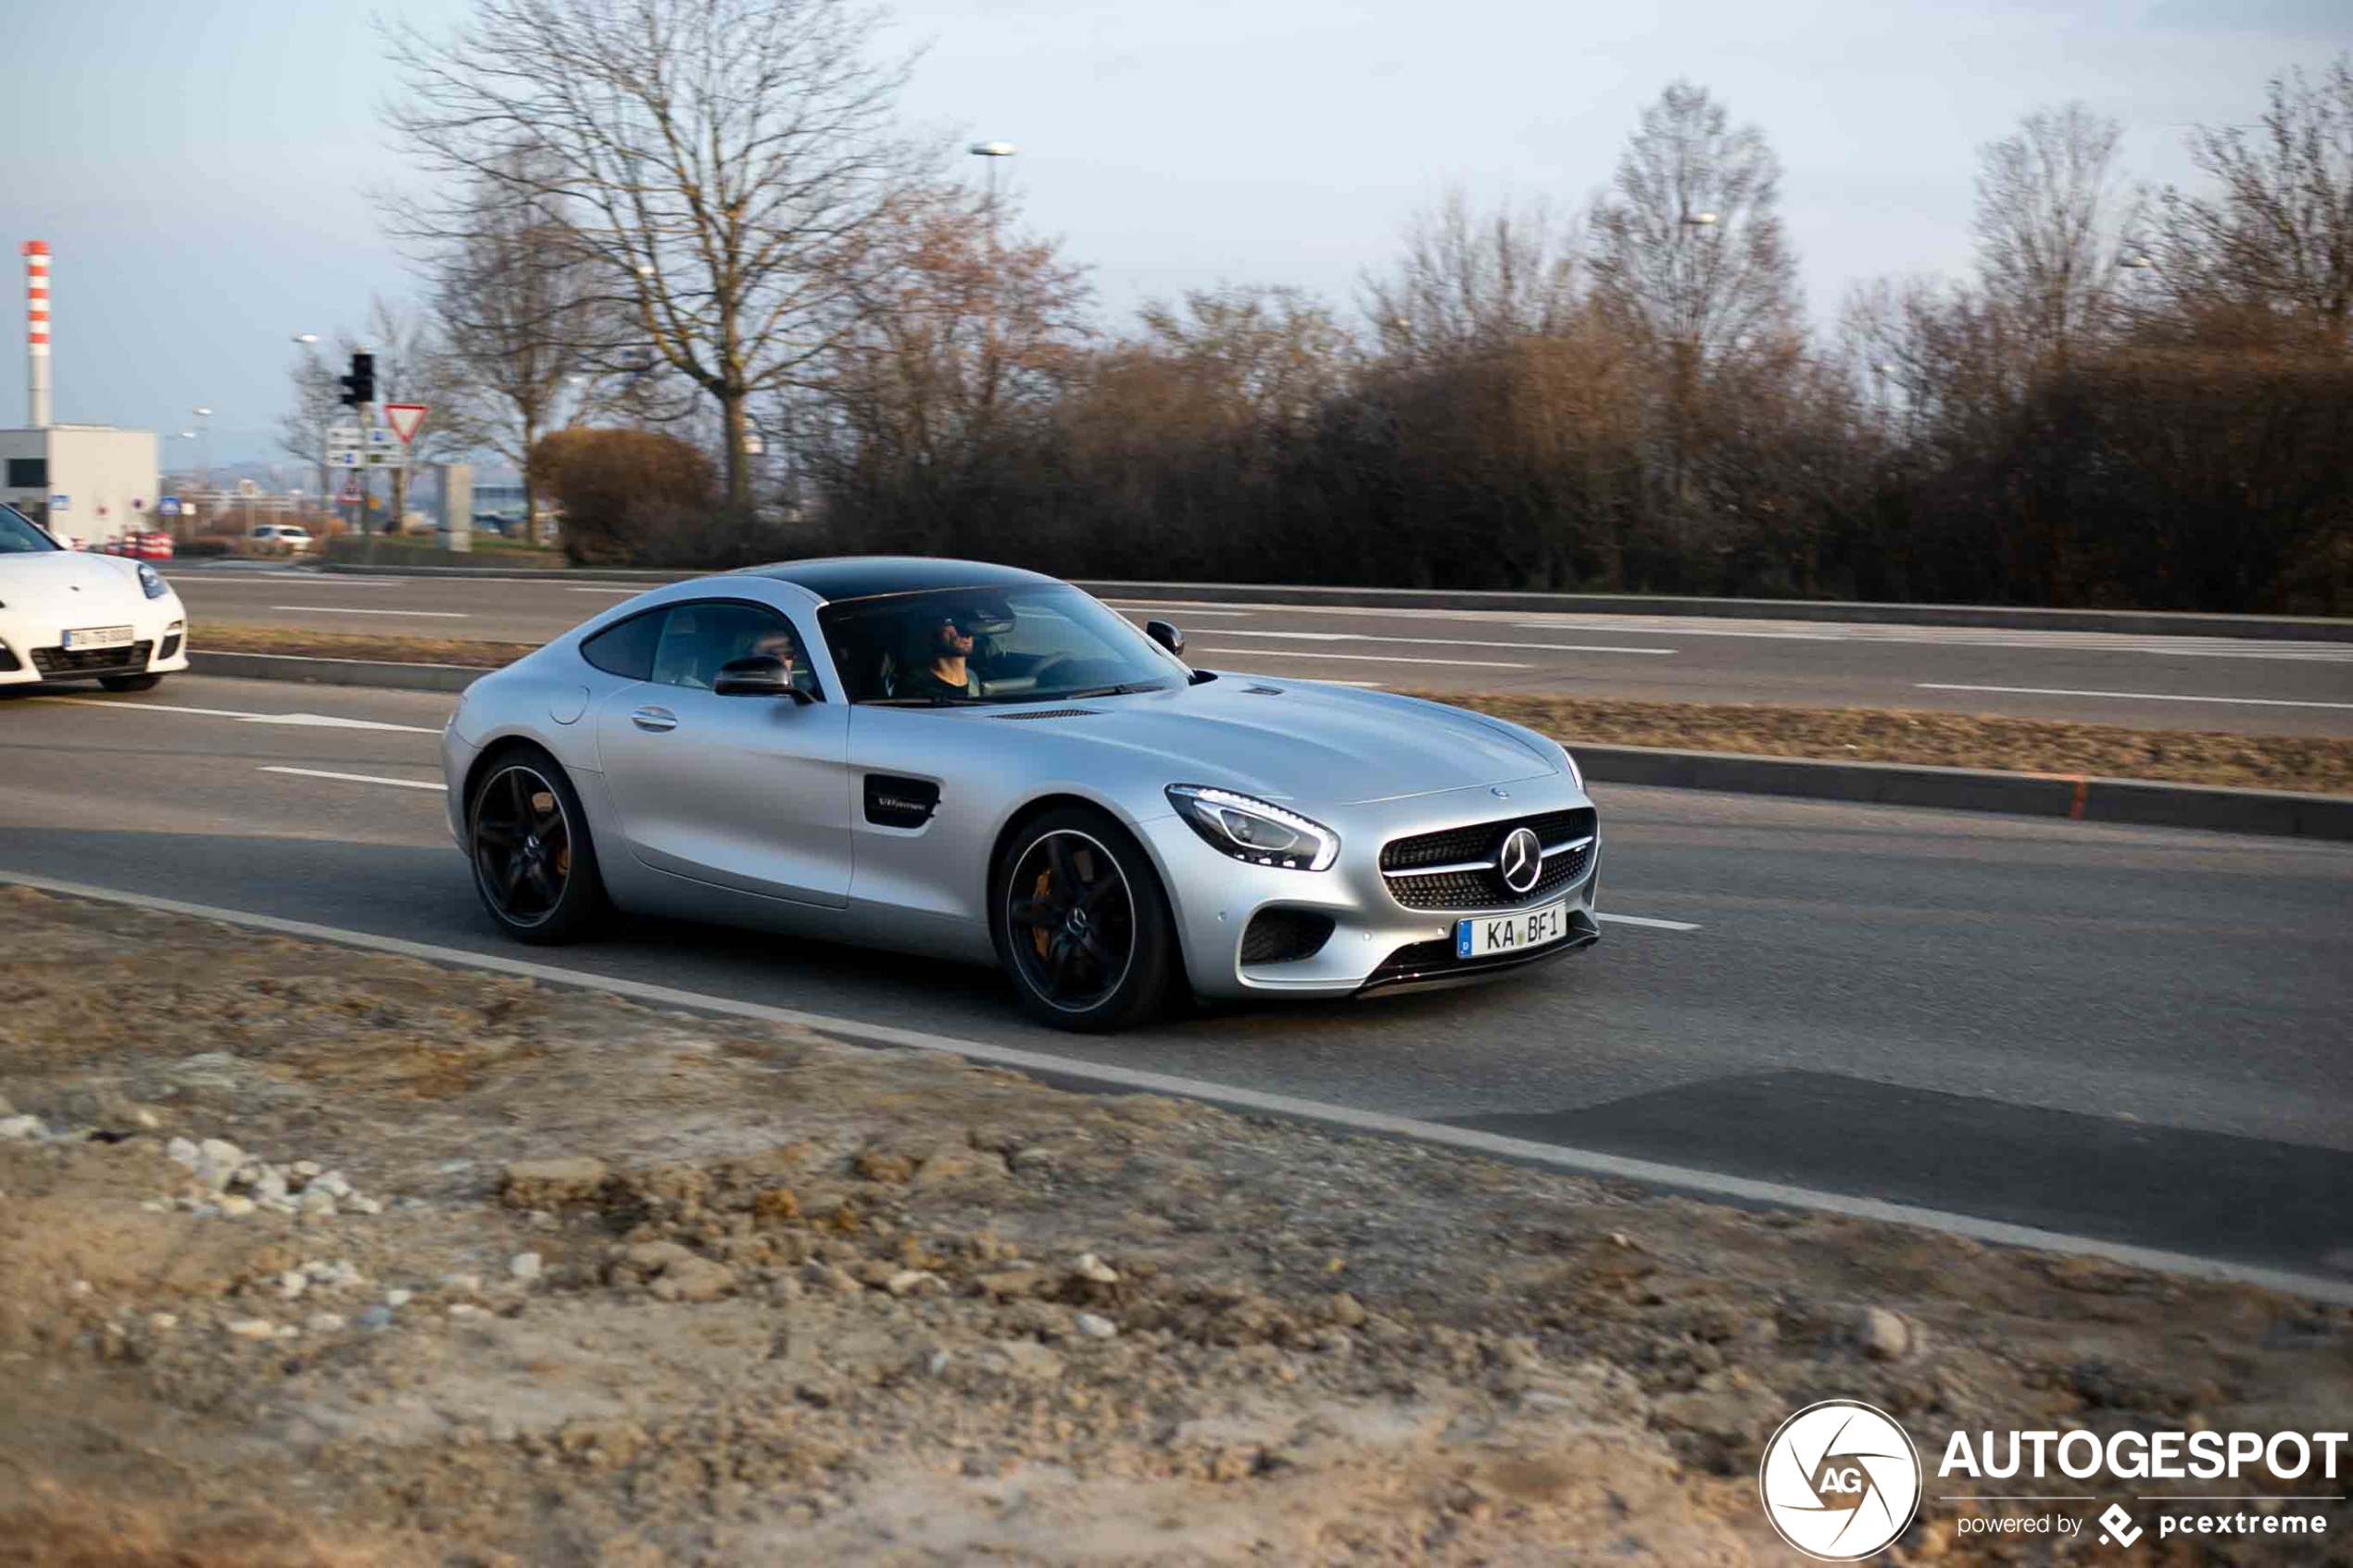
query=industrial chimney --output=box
[20,241,50,428]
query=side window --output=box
[649,602,817,696]
[581,609,666,682]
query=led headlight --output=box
[136,564,170,600]
[1166,784,1339,872]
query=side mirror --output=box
[1144,619,1186,658]
[713,655,811,702]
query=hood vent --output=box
[989,708,1102,721]
[1241,684,1286,696]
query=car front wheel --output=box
[467,747,608,944]
[990,805,1177,1032]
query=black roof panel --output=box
[747,556,1061,603]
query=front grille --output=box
[158,633,182,660]
[1239,909,1335,965]
[1380,807,1596,911]
[31,640,152,676]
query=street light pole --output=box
[1668,212,1718,515]
[969,140,1017,418]
[292,333,321,527]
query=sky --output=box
[3,0,2347,467]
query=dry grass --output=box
[1421,690,2353,797]
[199,622,536,669]
[189,624,2353,795]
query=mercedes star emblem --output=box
[1497,826,1543,894]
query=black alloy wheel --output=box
[468,751,606,944]
[992,807,1176,1031]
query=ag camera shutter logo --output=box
[1758,1399,1923,1561]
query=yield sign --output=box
[384,403,429,444]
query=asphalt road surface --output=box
[6,673,2349,1283]
[164,565,2353,736]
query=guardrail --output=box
[315,562,2353,643]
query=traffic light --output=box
[339,352,375,408]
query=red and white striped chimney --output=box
[21,241,52,429]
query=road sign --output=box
[384,403,428,444]
[49,494,68,513]
[158,498,180,517]
[327,424,361,445]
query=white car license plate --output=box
[1455,899,1570,958]
[64,625,133,650]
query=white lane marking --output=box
[271,606,472,619]
[3,871,2342,1307]
[1919,683,2353,711]
[172,576,408,587]
[1595,912,1701,931]
[1200,647,1529,670]
[1118,600,2353,660]
[1213,629,1673,657]
[38,696,445,734]
[260,766,447,792]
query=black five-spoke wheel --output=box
[992,806,1176,1031]
[468,750,606,944]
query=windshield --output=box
[819,583,1189,705]
[0,506,62,554]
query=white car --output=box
[0,504,190,693]
[249,523,313,556]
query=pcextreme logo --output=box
[1758,1399,1924,1562]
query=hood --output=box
[0,550,148,603]
[1012,675,1558,805]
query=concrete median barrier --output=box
[316,562,2353,642]
[178,650,2353,841]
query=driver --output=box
[895,609,977,702]
[746,626,799,682]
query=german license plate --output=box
[1455,899,1569,958]
[64,625,132,650]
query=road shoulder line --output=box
[5,870,2346,1306]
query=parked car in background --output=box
[247,524,313,557]
[96,531,175,562]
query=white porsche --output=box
[0,504,190,693]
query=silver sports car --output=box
[441,558,1600,1030]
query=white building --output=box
[0,424,160,546]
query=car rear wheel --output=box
[467,747,608,944]
[990,805,1176,1032]
[98,674,162,693]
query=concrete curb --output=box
[316,562,2353,641]
[1572,743,2353,841]
[191,649,487,694]
[187,649,2353,842]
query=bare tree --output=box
[381,0,918,508]
[1362,189,1584,361]
[1136,284,1357,430]
[2148,55,2353,348]
[427,164,622,540]
[275,349,344,513]
[1972,103,2141,368]
[1588,82,1800,364]
[1588,82,1803,530]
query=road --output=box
[164,566,2353,736]
[5,673,2348,1283]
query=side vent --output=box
[864,774,939,828]
[988,708,1102,721]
